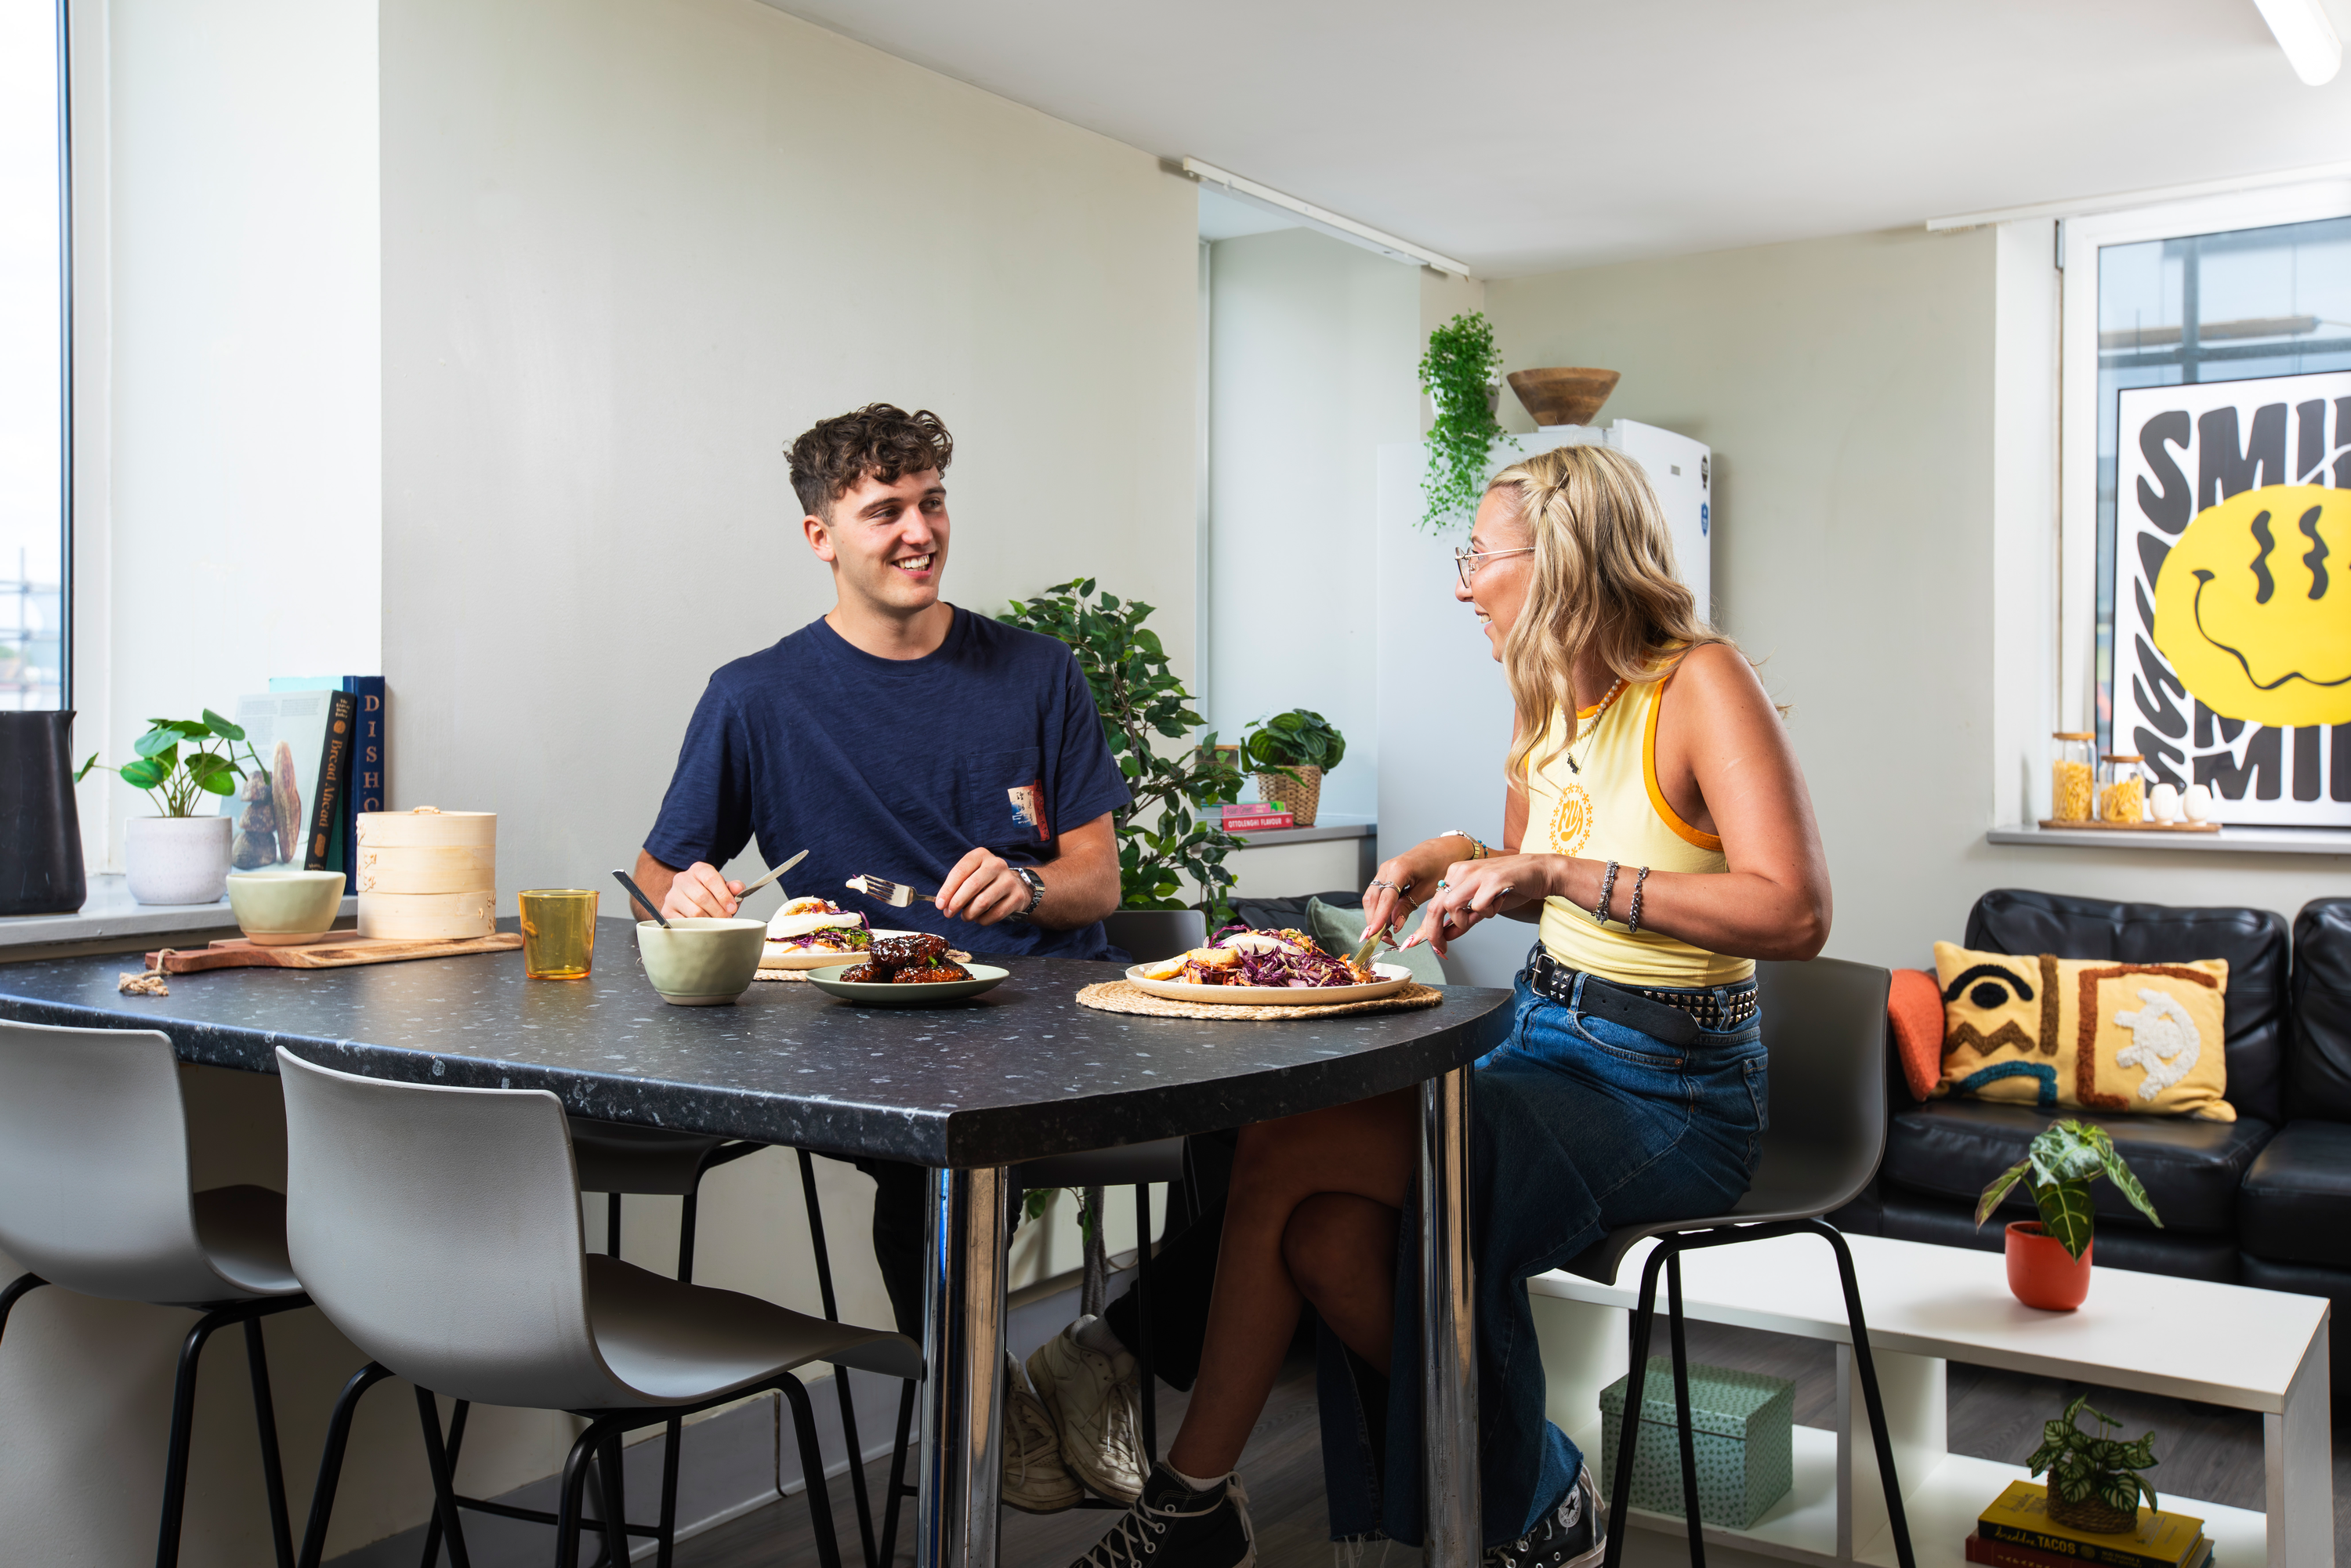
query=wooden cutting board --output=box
[143,932,523,974]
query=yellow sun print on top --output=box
[2153,483,2351,728]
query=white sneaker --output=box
[1027,1315,1146,1505]
[1003,1352,1081,1514]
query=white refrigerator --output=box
[1373,420,1714,988]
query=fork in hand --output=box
[846,874,936,908]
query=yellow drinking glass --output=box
[518,889,599,980]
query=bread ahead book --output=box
[270,676,384,891]
[216,690,356,874]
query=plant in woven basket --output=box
[1973,1119,2161,1259]
[999,578,1247,923]
[1418,310,1512,531]
[2027,1392,2159,1532]
[1241,709,1346,824]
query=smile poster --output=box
[2112,371,2351,824]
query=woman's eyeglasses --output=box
[1452,545,1534,589]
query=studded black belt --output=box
[1524,947,1760,1045]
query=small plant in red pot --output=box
[1975,1119,2161,1310]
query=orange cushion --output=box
[1887,969,1944,1103]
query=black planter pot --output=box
[0,710,88,916]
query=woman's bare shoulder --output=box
[1668,642,1769,706]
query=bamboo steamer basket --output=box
[357,809,496,939]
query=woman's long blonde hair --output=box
[1491,444,1731,782]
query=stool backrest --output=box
[1102,908,1207,963]
[0,1019,227,1302]
[1749,957,1892,1217]
[278,1049,622,1410]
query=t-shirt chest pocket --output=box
[960,747,1049,850]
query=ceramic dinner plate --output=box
[806,961,1009,1006]
[1124,962,1415,1006]
[759,928,922,970]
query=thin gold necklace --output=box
[1565,679,1627,773]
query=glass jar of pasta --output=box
[2050,733,2095,822]
[2099,753,2148,824]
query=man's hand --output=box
[936,847,1032,925]
[633,851,744,920]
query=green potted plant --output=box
[2027,1392,2160,1534]
[78,712,266,906]
[1419,311,1516,531]
[1241,709,1346,827]
[1974,1119,2161,1310]
[999,580,1248,923]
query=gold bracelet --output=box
[1441,829,1491,860]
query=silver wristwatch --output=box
[1012,866,1045,921]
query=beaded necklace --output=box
[1563,679,1628,774]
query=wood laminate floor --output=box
[676,1320,2347,1567]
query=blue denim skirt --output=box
[1317,965,1766,1547]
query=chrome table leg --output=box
[1422,1066,1480,1566]
[915,1165,1009,1568]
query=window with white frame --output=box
[2059,179,2351,825]
[0,0,68,712]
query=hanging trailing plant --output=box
[1418,311,1512,531]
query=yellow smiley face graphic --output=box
[2152,483,2351,727]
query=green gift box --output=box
[1597,1359,1795,1530]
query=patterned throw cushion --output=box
[1931,940,2233,1121]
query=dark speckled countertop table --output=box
[0,918,1515,1168]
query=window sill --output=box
[1986,824,2351,856]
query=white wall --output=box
[1483,226,2351,972]
[1203,228,1418,827]
[73,0,382,874]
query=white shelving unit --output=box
[1529,1233,2325,1568]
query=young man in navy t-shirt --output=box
[632,404,1132,1510]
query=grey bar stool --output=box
[1567,958,1918,1568]
[0,1019,308,1568]
[276,1048,918,1568]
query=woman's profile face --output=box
[1458,489,1534,663]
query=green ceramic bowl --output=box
[636,918,766,1005]
[224,870,347,945]
[806,962,1009,1007]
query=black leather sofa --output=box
[1832,888,2349,1393]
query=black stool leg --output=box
[607,1193,623,1258]
[677,1192,699,1283]
[596,1434,631,1567]
[244,1315,297,1568]
[1131,1181,1157,1463]
[1666,1252,1705,1567]
[878,1378,916,1568]
[0,1272,45,1344]
[1808,1220,1918,1568]
[299,1362,393,1568]
[657,1414,684,1568]
[554,1420,607,1567]
[156,1307,231,1568]
[413,1386,473,1568]
[420,1400,472,1567]
[800,1148,878,1568]
[1601,1243,1673,1568]
[781,1374,846,1568]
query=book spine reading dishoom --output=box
[303,692,357,871]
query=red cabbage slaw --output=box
[1196,927,1363,988]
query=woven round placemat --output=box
[1076,980,1444,1021]
[752,967,810,983]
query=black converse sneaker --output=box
[1067,1461,1256,1568]
[1482,1464,1603,1568]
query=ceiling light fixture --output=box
[2252,0,2342,85]
[1179,157,1473,277]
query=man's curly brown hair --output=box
[788,404,955,521]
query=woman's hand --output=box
[1401,853,1556,957]
[1360,836,1470,944]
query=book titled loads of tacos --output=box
[215,690,357,874]
[1976,1481,2206,1568]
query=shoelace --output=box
[1074,1494,1183,1568]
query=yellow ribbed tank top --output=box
[1523,672,1755,988]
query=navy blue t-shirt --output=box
[644,608,1132,959]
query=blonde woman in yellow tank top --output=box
[1062,447,1830,1568]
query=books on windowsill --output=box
[271,676,386,893]
[1219,806,1295,833]
[1973,1482,2208,1568]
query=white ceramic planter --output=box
[124,814,234,906]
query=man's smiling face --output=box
[806,468,949,617]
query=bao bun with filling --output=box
[759,896,873,970]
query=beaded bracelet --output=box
[1627,866,1651,934]
[1442,829,1491,860]
[1593,860,1621,925]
